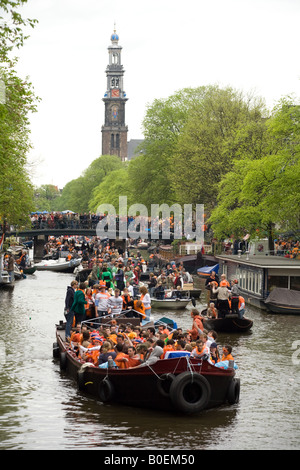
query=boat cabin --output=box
[215,254,300,310]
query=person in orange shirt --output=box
[114,343,128,369]
[189,309,204,341]
[124,346,142,367]
[221,344,234,362]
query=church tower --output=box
[101,27,128,161]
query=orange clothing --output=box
[190,315,203,341]
[133,300,146,319]
[115,352,128,369]
[124,354,141,368]
[222,353,234,362]
[162,344,175,359]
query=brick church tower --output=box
[101,27,128,161]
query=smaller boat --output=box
[34,257,81,273]
[264,288,300,315]
[197,264,219,279]
[0,270,15,289]
[23,265,37,275]
[151,291,195,310]
[201,311,253,333]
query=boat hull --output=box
[151,299,191,309]
[203,315,253,333]
[35,259,81,273]
[265,303,300,315]
[55,326,239,414]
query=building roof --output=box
[216,254,300,269]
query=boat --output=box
[23,265,37,275]
[182,282,202,299]
[34,257,81,273]
[264,288,300,315]
[0,270,15,289]
[151,291,193,310]
[201,310,253,333]
[54,323,240,414]
[197,264,219,279]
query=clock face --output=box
[111,88,120,98]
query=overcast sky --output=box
[14,0,300,189]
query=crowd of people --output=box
[60,236,235,370]
[203,270,245,319]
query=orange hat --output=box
[220,280,228,287]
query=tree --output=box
[209,96,300,250]
[0,0,38,65]
[171,85,268,209]
[0,1,39,232]
[0,66,38,229]
[57,155,124,212]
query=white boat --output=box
[151,290,192,310]
[34,257,81,273]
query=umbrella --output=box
[61,210,75,214]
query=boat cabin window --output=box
[236,268,262,295]
[290,276,300,291]
[268,275,288,291]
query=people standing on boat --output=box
[95,285,110,318]
[64,280,78,340]
[7,253,15,282]
[101,263,113,290]
[115,263,125,292]
[107,288,123,317]
[71,282,86,325]
[139,286,151,321]
[212,280,230,318]
[189,309,204,340]
[238,295,245,318]
[230,279,240,315]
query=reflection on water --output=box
[0,271,299,450]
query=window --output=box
[268,275,288,291]
[290,276,300,291]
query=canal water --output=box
[0,270,299,450]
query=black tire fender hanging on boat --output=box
[77,369,86,391]
[52,342,60,358]
[59,351,67,370]
[98,377,115,403]
[169,372,211,413]
[157,373,175,397]
[227,377,240,405]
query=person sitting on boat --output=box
[114,343,129,369]
[191,340,210,360]
[189,309,204,341]
[212,280,230,319]
[130,340,165,368]
[207,302,218,318]
[162,339,176,358]
[209,342,220,365]
[170,286,182,299]
[221,344,234,362]
[123,345,142,367]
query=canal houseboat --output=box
[215,253,300,311]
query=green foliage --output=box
[57,155,124,212]
[0,65,38,228]
[209,96,300,243]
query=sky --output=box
[12,0,300,189]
